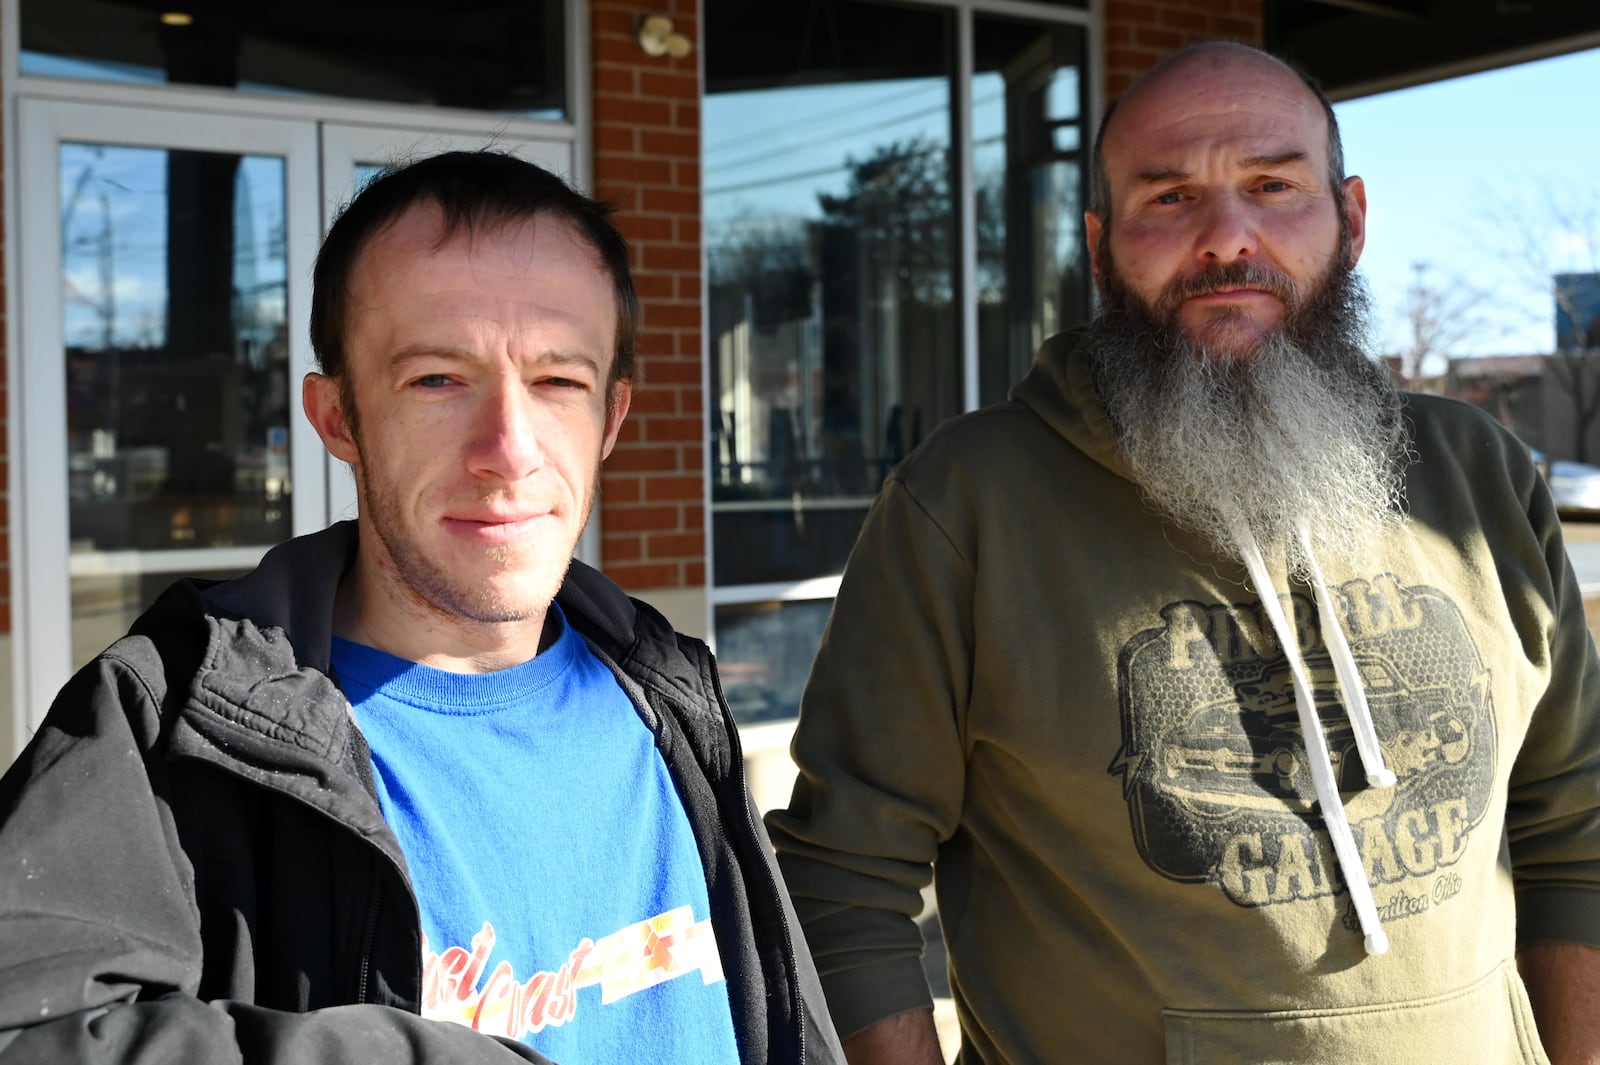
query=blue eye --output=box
[414,374,453,388]
[1258,181,1289,193]
[1155,191,1184,205]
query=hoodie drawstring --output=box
[1233,522,1395,956]
[1299,526,1398,793]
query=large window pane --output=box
[974,16,1090,406]
[22,1,566,119]
[714,600,834,725]
[63,144,292,554]
[705,0,960,588]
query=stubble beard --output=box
[355,448,602,628]
[1085,226,1410,578]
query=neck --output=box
[333,551,553,674]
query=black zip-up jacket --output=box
[0,522,843,1064]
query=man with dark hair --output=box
[769,42,1600,1064]
[0,150,843,1065]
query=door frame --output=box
[13,100,324,732]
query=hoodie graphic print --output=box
[1109,571,1495,930]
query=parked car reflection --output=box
[1530,449,1600,513]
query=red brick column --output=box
[1103,0,1265,97]
[590,0,705,593]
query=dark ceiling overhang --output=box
[1268,0,1600,100]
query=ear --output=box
[303,372,360,465]
[601,378,633,461]
[1340,175,1367,266]
[1085,210,1106,286]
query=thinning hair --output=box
[310,150,638,389]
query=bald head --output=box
[1089,42,1345,220]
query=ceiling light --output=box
[160,11,194,27]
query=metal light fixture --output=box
[637,14,691,59]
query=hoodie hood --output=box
[1014,328,1398,955]
[1010,329,1137,484]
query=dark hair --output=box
[310,150,638,389]
[1088,43,1346,219]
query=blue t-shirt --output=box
[333,608,740,1064]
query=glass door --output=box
[16,100,324,724]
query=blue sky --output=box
[1334,46,1600,362]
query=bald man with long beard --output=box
[768,42,1600,1065]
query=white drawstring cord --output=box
[1235,524,1390,956]
[1298,525,1397,789]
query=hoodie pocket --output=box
[1161,960,1547,1065]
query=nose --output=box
[468,375,545,482]
[1195,193,1259,264]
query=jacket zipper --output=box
[708,654,807,1065]
[357,868,385,1004]
[173,748,423,1011]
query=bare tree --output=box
[1391,261,1501,389]
[1484,182,1600,461]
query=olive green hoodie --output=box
[767,331,1600,1064]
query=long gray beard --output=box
[1087,264,1410,579]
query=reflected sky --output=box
[60,145,286,352]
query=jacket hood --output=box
[1009,328,1137,485]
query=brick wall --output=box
[1104,0,1265,97]
[590,0,706,593]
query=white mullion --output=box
[710,576,843,607]
[16,101,70,742]
[67,546,270,578]
[13,73,579,143]
[957,5,980,414]
[5,0,32,757]
[963,0,1093,27]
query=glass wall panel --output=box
[22,1,566,119]
[705,0,961,588]
[714,599,835,725]
[974,16,1090,407]
[704,2,1090,721]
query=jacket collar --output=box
[195,519,667,675]
[165,520,722,770]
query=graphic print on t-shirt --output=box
[421,906,724,1040]
[1107,573,1496,921]
[334,608,742,1064]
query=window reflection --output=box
[974,16,1090,407]
[22,0,566,119]
[706,1,960,588]
[715,599,834,725]
[62,144,292,553]
[703,1,1091,721]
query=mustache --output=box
[1153,260,1300,317]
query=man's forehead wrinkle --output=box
[1104,81,1328,188]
